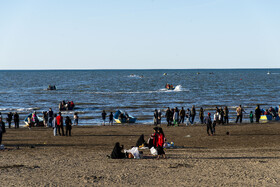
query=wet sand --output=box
[1,122,280,186]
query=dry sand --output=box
[1,122,280,186]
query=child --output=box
[249,111,254,123]
[74,113,79,126]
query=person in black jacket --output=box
[14,112,19,129]
[0,117,6,144]
[255,105,261,123]
[111,142,126,159]
[65,116,72,136]
[6,112,13,128]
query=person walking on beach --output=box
[179,107,185,124]
[109,112,114,125]
[154,109,158,125]
[156,127,166,159]
[199,107,204,124]
[102,110,107,126]
[190,105,196,124]
[6,112,13,128]
[236,105,245,123]
[165,107,172,126]
[52,114,57,136]
[224,106,229,124]
[65,116,72,136]
[74,112,79,126]
[255,105,261,123]
[14,112,19,129]
[56,112,64,136]
[219,107,224,125]
[48,108,54,127]
[205,113,213,136]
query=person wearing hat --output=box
[204,113,213,136]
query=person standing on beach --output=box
[179,107,185,124]
[191,105,196,124]
[154,109,158,125]
[52,114,57,136]
[14,112,19,129]
[157,110,162,125]
[0,117,6,144]
[74,113,79,126]
[173,107,179,126]
[6,112,13,128]
[204,113,213,136]
[186,108,191,125]
[249,111,254,123]
[102,110,107,126]
[56,112,64,136]
[255,105,261,123]
[65,116,72,136]
[165,107,172,126]
[109,112,114,125]
[224,106,229,124]
[156,127,166,159]
[199,107,204,124]
[219,107,224,125]
[236,105,245,123]
[48,108,54,127]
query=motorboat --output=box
[113,110,137,123]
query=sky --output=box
[0,0,279,69]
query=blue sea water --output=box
[0,69,279,126]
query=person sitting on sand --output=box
[111,142,126,159]
[156,127,166,159]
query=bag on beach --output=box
[150,147,158,155]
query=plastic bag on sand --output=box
[150,147,158,155]
[124,147,141,159]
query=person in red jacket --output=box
[56,112,64,136]
[156,127,166,159]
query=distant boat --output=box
[163,73,167,76]
[267,71,271,75]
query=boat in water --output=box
[165,83,175,90]
[24,113,44,127]
[260,115,279,121]
[47,85,56,90]
[113,110,137,123]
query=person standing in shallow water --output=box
[102,110,106,126]
[74,113,79,126]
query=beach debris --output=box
[226,132,230,135]
[185,135,191,138]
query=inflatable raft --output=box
[24,113,44,127]
[114,110,137,124]
[260,115,279,121]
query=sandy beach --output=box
[1,122,280,186]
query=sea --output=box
[0,69,279,126]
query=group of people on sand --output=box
[0,112,20,129]
[110,127,166,160]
